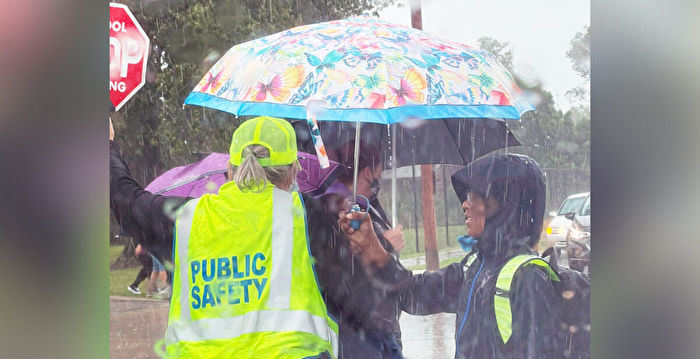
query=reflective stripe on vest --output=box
[494,254,560,344]
[165,309,338,350]
[267,188,293,309]
[175,198,200,322]
[165,188,338,357]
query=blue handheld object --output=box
[349,204,362,230]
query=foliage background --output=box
[110,0,590,249]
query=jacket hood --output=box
[451,153,546,257]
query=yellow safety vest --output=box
[164,182,339,358]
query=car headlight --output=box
[547,226,565,235]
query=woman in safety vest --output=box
[110,116,408,358]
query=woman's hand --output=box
[338,210,389,267]
[109,118,115,141]
[383,225,405,253]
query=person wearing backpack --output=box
[343,153,574,358]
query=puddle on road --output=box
[400,312,456,359]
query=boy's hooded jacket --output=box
[399,154,564,359]
[451,153,546,258]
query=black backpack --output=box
[540,247,591,359]
[460,249,591,358]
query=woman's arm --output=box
[109,140,189,262]
[302,193,410,336]
[398,261,464,315]
[338,206,464,314]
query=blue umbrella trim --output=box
[185,92,533,123]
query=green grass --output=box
[109,244,124,261]
[110,245,149,298]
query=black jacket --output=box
[318,188,403,358]
[399,154,564,359]
[109,142,410,355]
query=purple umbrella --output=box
[145,152,342,198]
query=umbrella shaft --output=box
[391,124,397,226]
[352,121,362,203]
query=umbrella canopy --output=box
[145,152,342,198]
[184,16,535,224]
[145,153,228,197]
[297,118,520,168]
[184,16,533,123]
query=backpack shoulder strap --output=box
[460,250,478,273]
[494,254,560,344]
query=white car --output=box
[544,192,589,255]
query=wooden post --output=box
[410,0,439,271]
[421,164,439,271]
[411,0,422,30]
[443,165,450,247]
[411,165,420,253]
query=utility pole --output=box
[410,0,439,272]
[411,165,420,253]
[443,165,450,247]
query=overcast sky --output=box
[376,0,590,111]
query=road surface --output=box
[110,297,456,358]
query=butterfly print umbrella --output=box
[184,16,534,221]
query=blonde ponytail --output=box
[231,145,298,192]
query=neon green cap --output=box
[229,116,298,167]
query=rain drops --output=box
[515,64,542,89]
[562,290,575,300]
[162,199,180,221]
[522,90,543,107]
[163,260,175,272]
[205,181,218,193]
[400,116,426,130]
[306,99,328,119]
[204,50,221,67]
[556,140,578,154]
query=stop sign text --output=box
[109,3,149,110]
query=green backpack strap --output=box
[494,254,560,344]
[459,250,479,275]
[461,250,478,272]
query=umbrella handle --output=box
[349,195,370,230]
[348,204,363,230]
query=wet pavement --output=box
[111,252,571,359]
[400,312,456,359]
[110,296,169,359]
[110,291,457,359]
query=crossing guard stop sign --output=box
[109,3,149,111]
